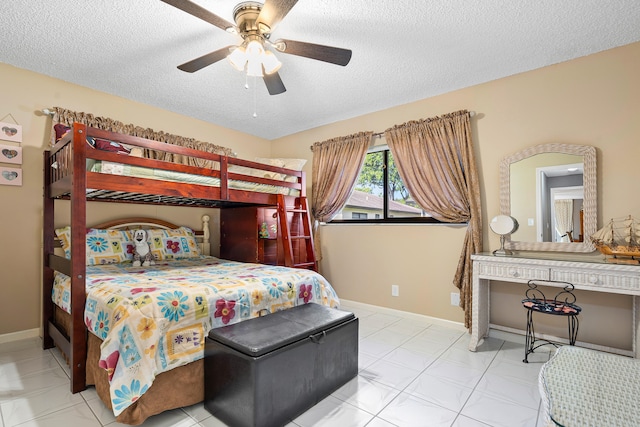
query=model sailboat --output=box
[590,215,640,264]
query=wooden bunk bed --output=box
[42,123,328,424]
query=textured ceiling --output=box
[2,1,640,140]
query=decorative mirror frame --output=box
[500,143,597,253]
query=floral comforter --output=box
[51,256,340,416]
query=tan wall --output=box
[271,42,640,349]
[0,64,269,335]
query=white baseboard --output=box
[0,328,40,344]
[340,299,467,332]
[489,323,633,357]
[487,327,526,344]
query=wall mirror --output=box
[500,143,597,252]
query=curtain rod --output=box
[372,110,476,138]
[42,108,55,116]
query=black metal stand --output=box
[522,280,581,363]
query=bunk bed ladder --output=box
[276,194,318,271]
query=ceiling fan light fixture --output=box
[242,39,282,77]
[245,40,265,76]
[246,57,264,77]
[262,50,282,74]
[245,40,265,60]
[227,45,247,71]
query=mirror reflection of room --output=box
[510,153,584,243]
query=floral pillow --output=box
[55,226,200,264]
[121,226,201,261]
[55,226,128,265]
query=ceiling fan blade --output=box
[263,71,286,95]
[273,39,352,66]
[177,46,234,73]
[160,0,235,31]
[257,0,298,31]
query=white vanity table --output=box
[469,253,640,357]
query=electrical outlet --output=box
[391,285,399,297]
[450,292,460,306]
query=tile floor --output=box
[0,302,555,427]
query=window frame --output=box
[329,145,444,225]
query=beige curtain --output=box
[384,110,481,329]
[51,107,234,168]
[310,131,373,263]
[554,199,574,242]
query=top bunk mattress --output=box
[90,160,300,196]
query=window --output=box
[331,146,439,223]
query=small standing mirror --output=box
[490,215,519,256]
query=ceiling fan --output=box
[161,0,353,95]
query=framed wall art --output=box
[0,121,22,143]
[0,166,22,186]
[0,144,22,165]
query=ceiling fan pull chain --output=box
[253,75,258,118]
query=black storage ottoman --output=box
[204,303,359,427]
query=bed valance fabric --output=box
[49,107,234,167]
[384,109,481,330]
